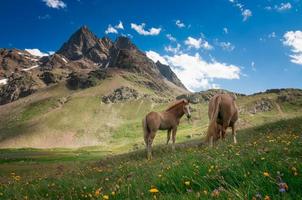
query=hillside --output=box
[0,87,301,150]
[0,116,301,199]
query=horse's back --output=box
[209,93,238,124]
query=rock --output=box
[0,72,39,105]
[177,89,244,104]
[66,69,106,90]
[40,71,59,85]
[102,86,140,103]
[249,98,273,114]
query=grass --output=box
[0,117,301,199]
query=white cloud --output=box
[219,42,235,51]
[105,25,118,34]
[251,61,256,71]
[268,32,276,38]
[283,30,302,65]
[42,0,66,9]
[223,27,228,34]
[175,20,185,28]
[166,34,176,42]
[242,9,252,21]
[276,2,292,11]
[115,21,124,30]
[25,49,52,57]
[229,0,252,21]
[184,36,213,50]
[185,37,201,49]
[146,51,241,91]
[265,2,292,12]
[164,44,181,54]
[105,21,124,34]
[130,23,161,36]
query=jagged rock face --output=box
[102,86,140,103]
[66,69,107,90]
[0,49,39,78]
[57,26,110,64]
[0,26,188,105]
[156,61,186,90]
[249,98,273,114]
[114,36,137,51]
[40,54,68,70]
[0,72,41,105]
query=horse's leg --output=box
[147,132,156,160]
[209,135,214,147]
[222,120,230,142]
[166,129,171,145]
[232,123,237,144]
[172,127,177,151]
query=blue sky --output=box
[1,0,302,94]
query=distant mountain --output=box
[155,61,187,90]
[0,25,188,105]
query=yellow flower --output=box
[103,194,109,200]
[111,191,115,196]
[184,181,190,186]
[203,190,208,195]
[149,188,159,193]
[263,172,270,177]
[264,195,270,200]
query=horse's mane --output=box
[165,99,187,111]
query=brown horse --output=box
[206,93,238,147]
[143,99,191,159]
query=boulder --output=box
[66,69,106,90]
[102,86,140,103]
[0,72,39,105]
[249,98,273,114]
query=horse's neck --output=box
[168,105,184,118]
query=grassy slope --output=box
[1,79,301,151]
[0,116,301,199]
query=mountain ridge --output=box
[0,25,188,105]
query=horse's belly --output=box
[158,123,171,130]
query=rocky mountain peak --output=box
[56,26,109,64]
[114,36,137,51]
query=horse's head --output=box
[182,99,191,119]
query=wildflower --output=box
[186,189,193,193]
[184,181,190,186]
[111,191,115,196]
[203,190,208,195]
[149,188,159,193]
[263,172,270,177]
[103,195,109,200]
[264,195,270,200]
[211,189,220,197]
[95,188,101,197]
[278,182,288,193]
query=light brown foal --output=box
[143,99,191,159]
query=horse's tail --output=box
[143,116,149,144]
[206,95,222,142]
